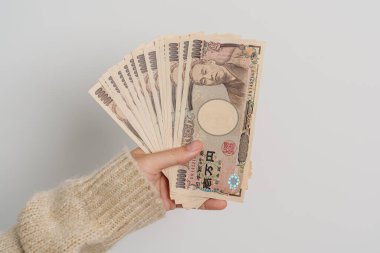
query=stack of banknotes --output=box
[89,33,265,209]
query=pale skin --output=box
[131,140,227,211]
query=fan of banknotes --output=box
[89,33,265,209]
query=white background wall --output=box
[1,0,379,252]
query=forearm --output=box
[0,151,165,253]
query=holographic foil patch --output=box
[228,173,240,190]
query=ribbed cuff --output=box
[76,151,166,246]
[14,151,165,252]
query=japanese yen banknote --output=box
[89,33,265,209]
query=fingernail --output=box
[186,140,203,152]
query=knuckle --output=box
[172,147,187,165]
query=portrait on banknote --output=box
[89,34,265,207]
[175,39,262,199]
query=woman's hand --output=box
[131,140,227,211]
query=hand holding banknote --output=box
[131,140,227,211]
[89,32,265,209]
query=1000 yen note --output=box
[172,37,265,202]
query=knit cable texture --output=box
[0,151,166,253]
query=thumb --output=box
[136,140,203,173]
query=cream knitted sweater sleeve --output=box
[0,151,166,253]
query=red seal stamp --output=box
[221,140,236,156]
